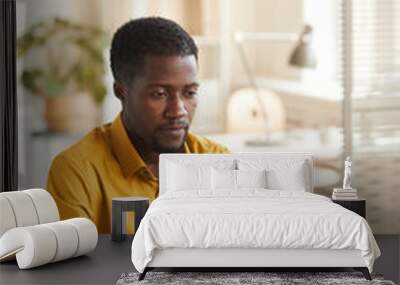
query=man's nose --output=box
[165,94,188,119]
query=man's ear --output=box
[113,81,128,102]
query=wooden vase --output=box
[44,92,100,133]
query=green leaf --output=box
[21,69,44,95]
[45,71,66,97]
[93,84,107,104]
[17,17,108,104]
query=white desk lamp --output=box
[231,24,317,145]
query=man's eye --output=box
[184,90,198,98]
[152,91,167,98]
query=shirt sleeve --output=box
[186,132,232,154]
[47,154,94,221]
[204,137,231,154]
[215,144,231,154]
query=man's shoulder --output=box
[187,133,230,154]
[53,123,112,167]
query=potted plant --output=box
[17,17,108,133]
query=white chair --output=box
[0,189,98,269]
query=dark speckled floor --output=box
[117,271,395,285]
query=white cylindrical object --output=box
[0,188,98,269]
[0,226,57,269]
[0,218,98,269]
[0,196,17,237]
[17,226,57,269]
[24,189,60,224]
[64,218,98,257]
[0,192,39,227]
[42,221,79,263]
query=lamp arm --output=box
[234,30,307,129]
[234,34,268,122]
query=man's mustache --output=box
[157,121,189,130]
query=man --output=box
[47,17,229,233]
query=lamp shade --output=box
[227,88,286,133]
[289,25,317,68]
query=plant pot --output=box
[44,92,100,133]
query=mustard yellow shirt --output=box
[47,114,230,233]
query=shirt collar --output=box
[183,140,190,153]
[110,114,146,177]
[110,114,192,177]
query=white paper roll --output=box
[64,218,98,257]
[0,218,98,269]
[42,221,79,262]
[0,226,57,269]
[0,196,17,237]
[1,192,39,227]
[0,188,98,269]
[24,189,60,224]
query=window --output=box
[341,0,400,233]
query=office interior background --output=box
[15,0,400,234]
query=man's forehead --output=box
[141,54,197,79]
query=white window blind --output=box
[340,0,400,233]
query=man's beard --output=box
[151,124,189,153]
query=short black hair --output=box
[110,17,198,85]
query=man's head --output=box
[110,17,199,153]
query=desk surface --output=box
[205,131,341,189]
[1,235,399,285]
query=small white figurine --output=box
[343,156,352,189]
